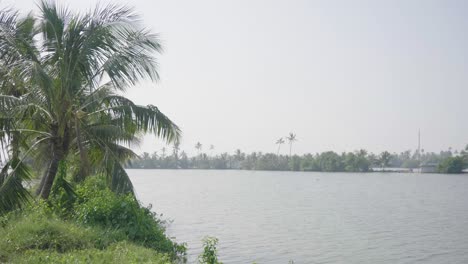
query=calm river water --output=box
[128,169,468,264]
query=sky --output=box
[6,0,468,155]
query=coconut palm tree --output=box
[209,144,214,157]
[195,142,202,155]
[0,2,180,210]
[275,138,284,155]
[286,133,297,157]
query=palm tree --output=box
[0,2,180,209]
[275,138,284,155]
[195,142,202,156]
[209,144,214,157]
[286,133,297,157]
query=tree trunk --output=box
[39,125,68,200]
[75,116,89,182]
[39,154,61,199]
[36,160,51,196]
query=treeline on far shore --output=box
[127,146,468,174]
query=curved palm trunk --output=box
[39,156,61,199]
[36,160,51,196]
[277,144,281,156]
[39,138,64,200]
[75,116,89,182]
[40,125,69,200]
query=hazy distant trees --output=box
[343,150,371,172]
[378,151,392,171]
[128,146,467,173]
[172,141,180,168]
[316,151,344,172]
[462,145,468,164]
[438,156,465,173]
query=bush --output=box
[73,176,186,259]
[198,237,222,264]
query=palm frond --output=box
[0,158,32,214]
[86,95,180,143]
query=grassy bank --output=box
[0,177,186,264]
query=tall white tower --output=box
[418,129,421,165]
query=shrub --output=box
[198,237,222,264]
[73,176,186,259]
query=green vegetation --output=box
[73,177,186,255]
[438,156,465,174]
[0,177,185,263]
[0,2,188,263]
[130,145,467,173]
[13,242,171,264]
[198,237,222,264]
[0,0,179,213]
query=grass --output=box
[13,242,171,264]
[0,176,186,263]
[0,208,172,263]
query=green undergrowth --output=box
[0,176,186,263]
[12,242,171,264]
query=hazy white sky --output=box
[7,0,468,155]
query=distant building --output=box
[419,162,438,173]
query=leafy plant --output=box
[73,176,186,260]
[198,236,222,264]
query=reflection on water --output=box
[128,169,468,264]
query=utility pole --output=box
[418,129,421,166]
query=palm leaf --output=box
[0,158,32,214]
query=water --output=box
[128,169,468,263]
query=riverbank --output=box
[0,177,186,264]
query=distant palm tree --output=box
[195,142,202,155]
[286,133,297,157]
[209,144,214,156]
[275,138,285,155]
